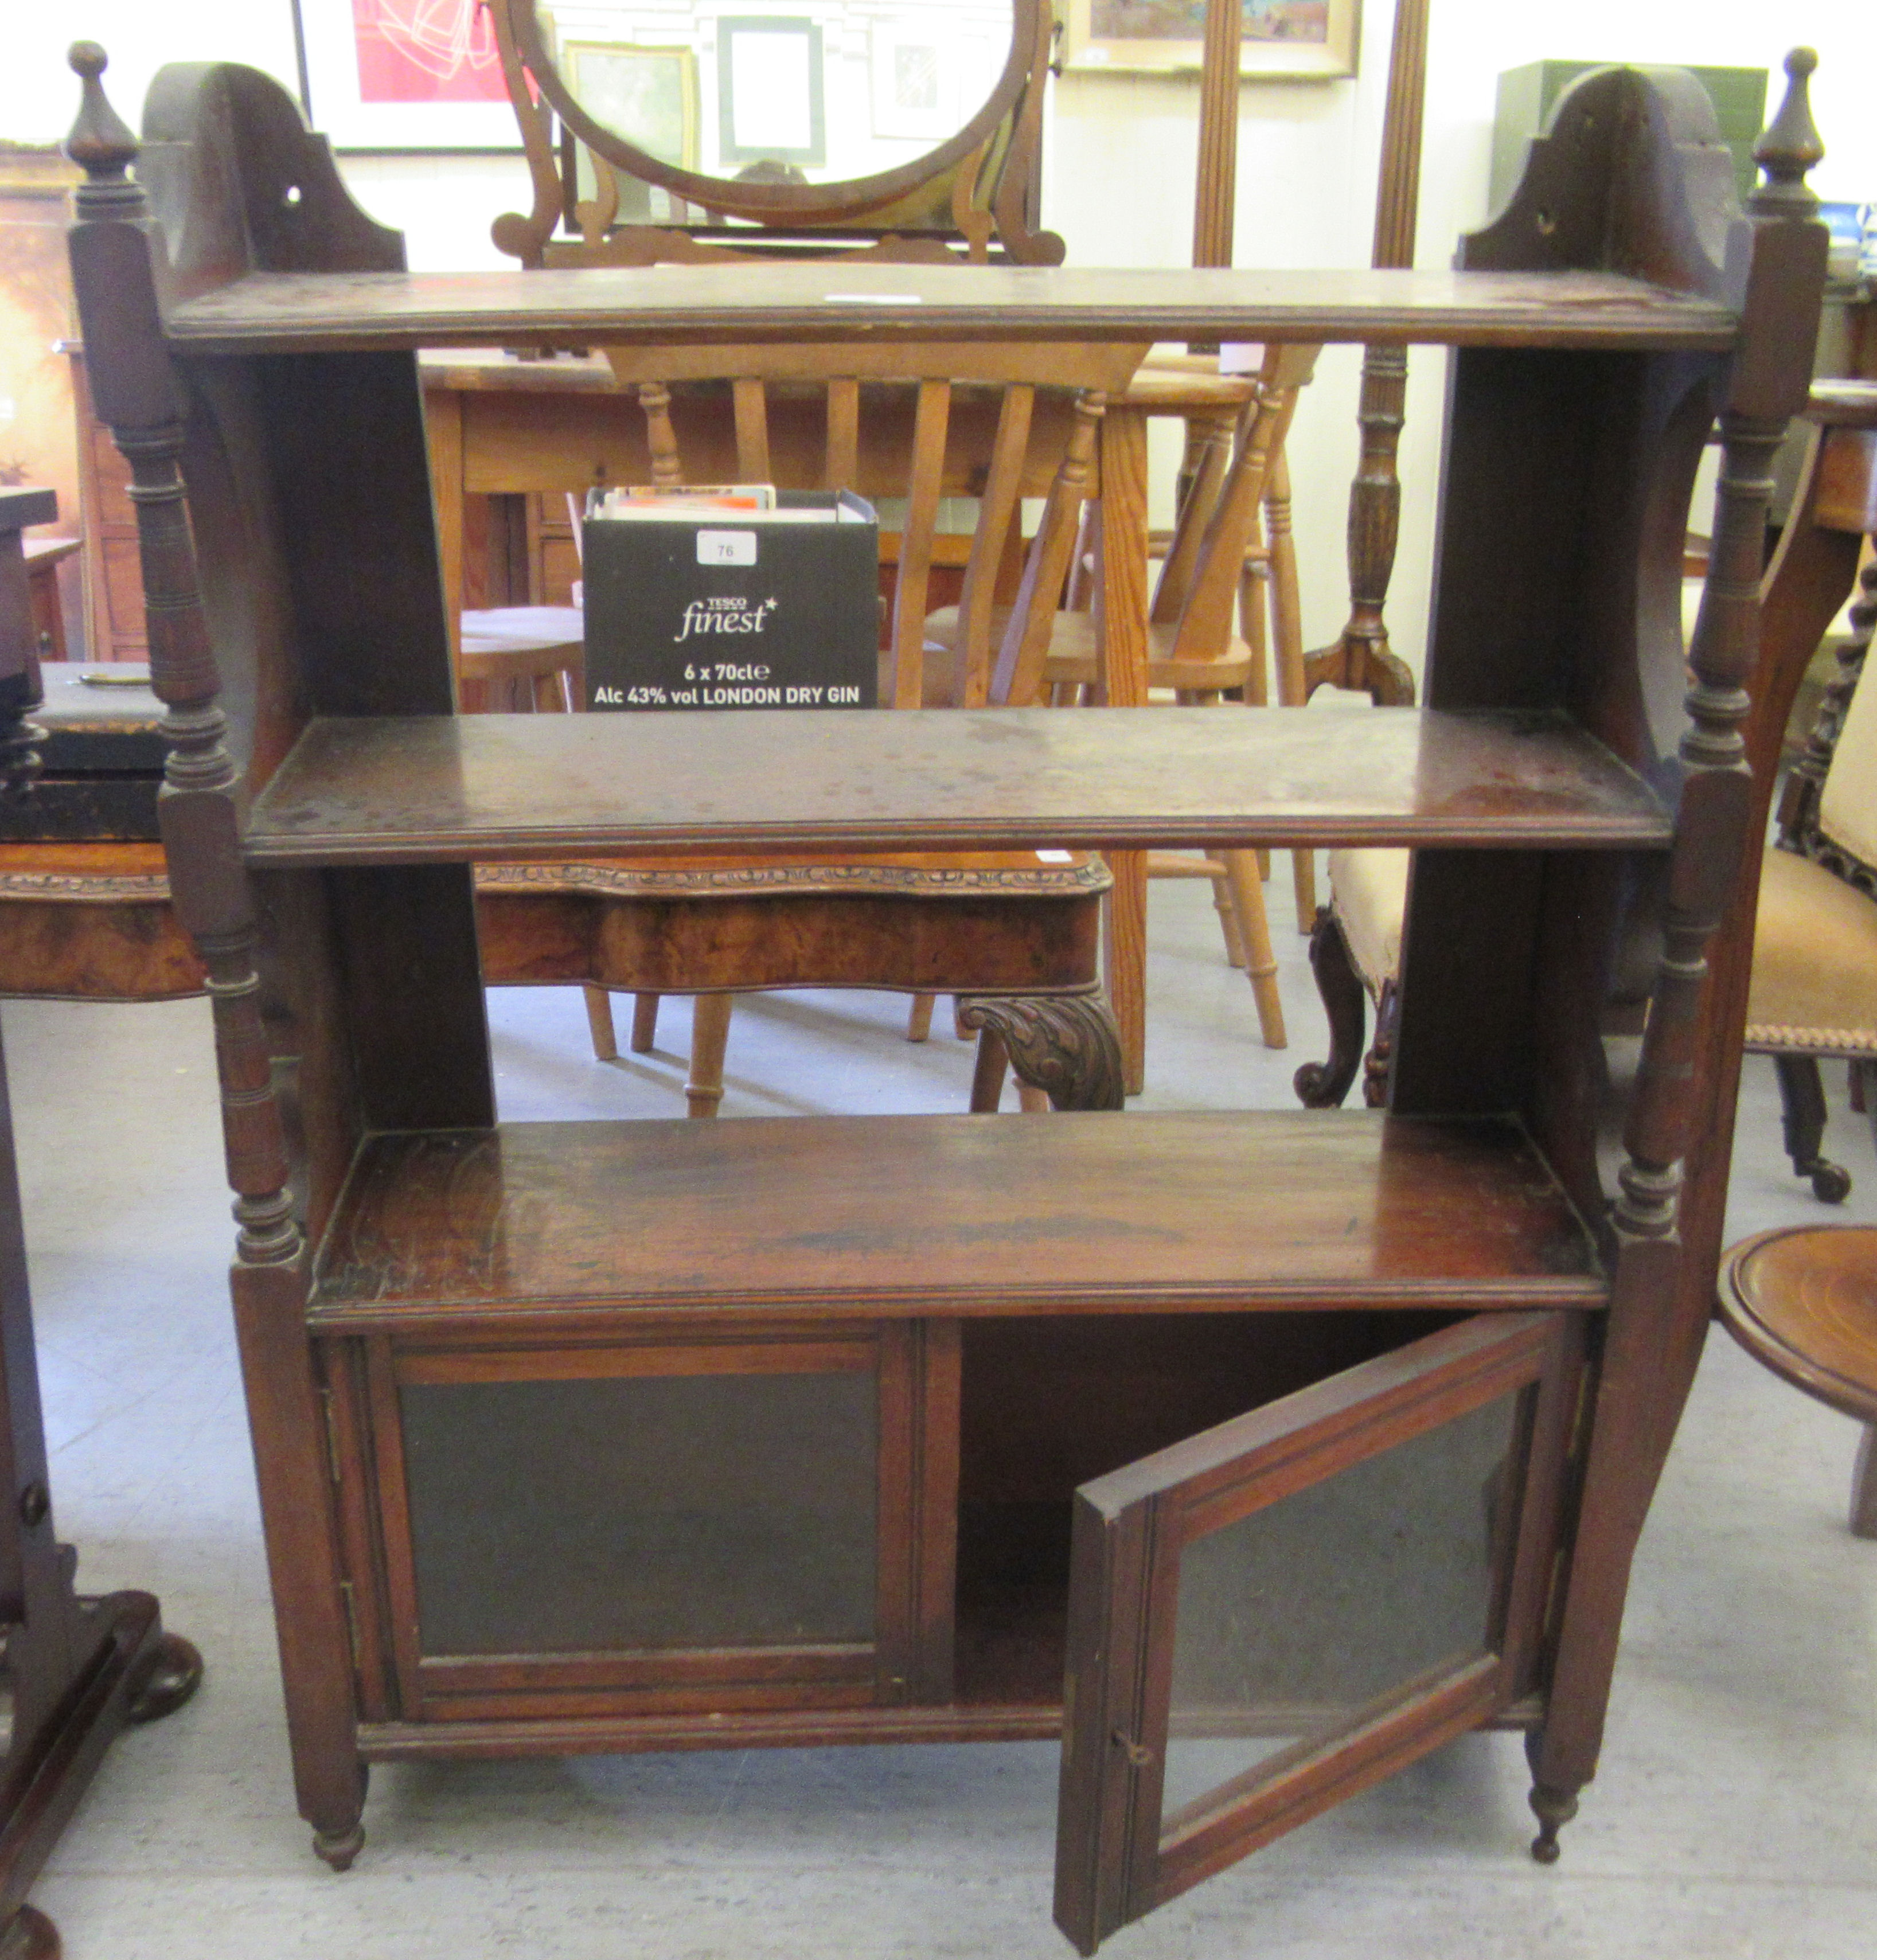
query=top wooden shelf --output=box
[162,263,1738,357]
[241,706,1671,866]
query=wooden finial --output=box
[1750,47,1824,215]
[64,41,138,183]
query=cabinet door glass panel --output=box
[1161,1389,1519,1824]
[401,1371,876,1654]
[1054,1311,1579,1955]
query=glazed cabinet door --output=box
[334,1318,958,1725]
[1052,1310,1585,1953]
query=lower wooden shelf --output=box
[308,1110,1608,1331]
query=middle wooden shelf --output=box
[244,707,1672,865]
[306,1111,1607,1333]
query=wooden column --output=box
[63,41,363,1869]
[1301,0,1429,707]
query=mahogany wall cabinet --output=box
[62,44,1828,1954]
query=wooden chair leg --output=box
[1017,1082,1051,1113]
[1364,977,1399,1109]
[1206,857,1248,967]
[583,985,618,1061]
[970,1028,1010,1111]
[1265,457,1317,934]
[907,992,936,1042]
[686,994,732,1117]
[1774,1053,1852,1202]
[1220,848,1286,1049]
[1852,1424,1877,1540]
[1294,906,1365,1108]
[630,993,660,1053]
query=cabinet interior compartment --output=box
[951,1309,1476,1709]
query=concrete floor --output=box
[6,869,1875,1958]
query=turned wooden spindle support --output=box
[1301,0,1430,708]
[63,42,302,1276]
[1524,46,1828,1860]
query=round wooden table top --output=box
[1717,1226,1877,1424]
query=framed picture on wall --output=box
[716,17,827,168]
[563,42,699,170]
[294,0,522,151]
[869,20,960,142]
[1060,0,1361,81]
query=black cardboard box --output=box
[582,491,879,712]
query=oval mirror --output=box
[512,0,1033,219]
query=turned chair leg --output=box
[630,993,660,1053]
[1774,1053,1852,1202]
[583,985,618,1061]
[907,992,936,1041]
[1221,848,1286,1048]
[686,994,732,1116]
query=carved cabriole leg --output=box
[1293,907,1364,1108]
[63,48,363,1866]
[956,994,1125,1111]
[1773,1053,1851,1201]
[1527,60,1827,1852]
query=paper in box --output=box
[582,491,879,712]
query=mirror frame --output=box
[505,0,1045,226]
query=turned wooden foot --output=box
[1774,1055,1851,1201]
[126,1631,203,1724]
[1294,907,1364,1108]
[1524,1733,1581,1864]
[957,993,1124,1111]
[1528,1779,1579,1864]
[0,1905,57,1958]
[313,1822,365,1872]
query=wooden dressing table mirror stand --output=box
[61,38,1828,1955]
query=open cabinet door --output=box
[1053,1309,1585,1952]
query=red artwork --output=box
[352,0,509,104]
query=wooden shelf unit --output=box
[64,45,1829,1957]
